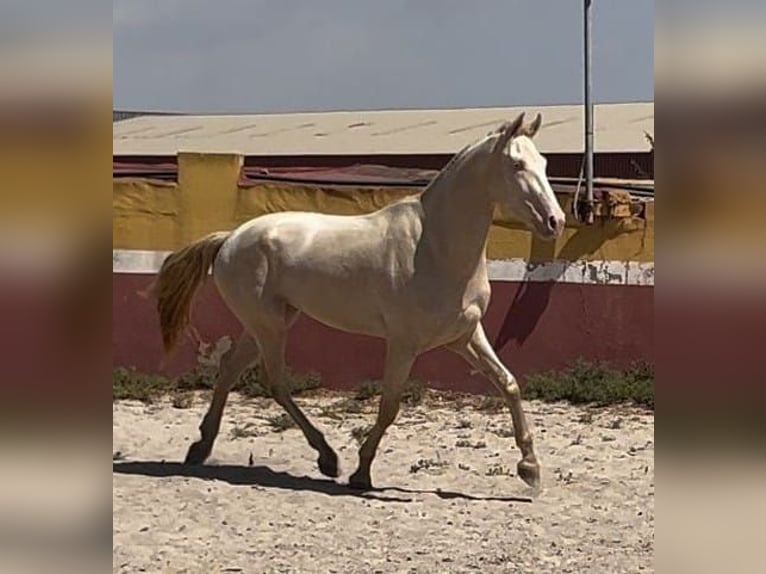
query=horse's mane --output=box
[419,124,510,202]
[422,142,473,194]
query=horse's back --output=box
[226,200,422,268]
[213,202,424,337]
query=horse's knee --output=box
[503,377,522,401]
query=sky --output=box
[113,0,654,114]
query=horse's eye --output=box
[513,160,525,171]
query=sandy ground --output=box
[113,393,654,573]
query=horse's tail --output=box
[154,231,230,354]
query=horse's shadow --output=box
[113,461,533,504]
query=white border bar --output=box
[113,249,654,286]
[113,250,171,275]
[486,259,654,286]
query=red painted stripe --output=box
[113,275,653,393]
[0,279,109,407]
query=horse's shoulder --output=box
[378,198,424,233]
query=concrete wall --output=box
[113,152,654,392]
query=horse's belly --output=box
[282,276,387,337]
[298,300,386,338]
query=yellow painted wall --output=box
[2,96,110,237]
[113,152,654,263]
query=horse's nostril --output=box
[547,215,558,232]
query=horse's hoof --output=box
[318,450,341,478]
[348,471,372,491]
[517,459,541,489]
[184,441,210,465]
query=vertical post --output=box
[177,152,243,247]
[583,0,595,224]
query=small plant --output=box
[578,411,595,424]
[287,370,323,396]
[350,425,371,445]
[234,366,268,397]
[236,366,322,398]
[457,419,473,429]
[354,381,381,401]
[267,413,296,432]
[489,426,514,438]
[230,424,259,440]
[317,405,342,420]
[338,398,366,414]
[353,379,428,406]
[177,366,217,392]
[318,397,366,419]
[475,395,505,413]
[455,439,487,449]
[409,458,448,475]
[113,368,173,403]
[486,464,514,477]
[402,379,428,406]
[171,391,194,409]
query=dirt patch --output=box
[113,394,654,573]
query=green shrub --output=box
[523,359,653,408]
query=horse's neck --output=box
[418,158,494,280]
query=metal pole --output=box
[583,0,594,224]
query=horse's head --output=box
[485,113,566,240]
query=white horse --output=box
[154,112,565,490]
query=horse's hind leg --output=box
[185,333,259,464]
[256,324,340,478]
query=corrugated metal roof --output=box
[113,102,653,157]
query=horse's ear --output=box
[521,113,542,138]
[492,113,525,154]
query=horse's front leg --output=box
[349,344,416,490]
[450,324,540,489]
